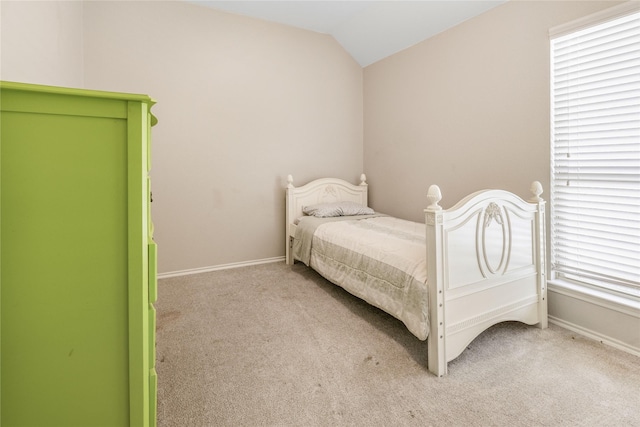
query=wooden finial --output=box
[427,185,442,211]
[287,174,294,189]
[360,173,367,186]
[529,181,543,202]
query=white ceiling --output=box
[188,1,508,67]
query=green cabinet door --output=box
[1,81,157,426]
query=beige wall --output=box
[0,0,84,87]
[363,0,620,221]
[81,1,363,274]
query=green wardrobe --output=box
[0,81,158,426]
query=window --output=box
[550,5,640,299]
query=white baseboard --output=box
[548,315,640,358]
[547,280,640,359]
[158,256,285,279]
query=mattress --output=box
[293,215,429,340]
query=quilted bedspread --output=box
[294,215,429,340]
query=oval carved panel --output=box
[481,202,507,274]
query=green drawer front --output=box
[149,303,157,368]
[149,241,158,303]
[149,368,158,427]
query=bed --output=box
[285,174,547,376]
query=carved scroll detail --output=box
[426,213,443,225]
[318,185,339,204]
[426,214,435,226]
[484,202,503,228]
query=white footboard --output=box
[425,183,547,376]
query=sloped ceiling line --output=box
[186,1,508,67]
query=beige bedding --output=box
[293,215,430,340]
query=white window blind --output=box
[550,9,640,297]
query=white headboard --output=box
[285,174,369,226]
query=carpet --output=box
[156,262,640,426]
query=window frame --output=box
[548,2,640,308]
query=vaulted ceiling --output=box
[187,1,508,67]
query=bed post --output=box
[360,174,368,206]
[425,184,447,377]
[286,175,295,265]
[529,181,548,329]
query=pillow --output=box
[302,201,374,218]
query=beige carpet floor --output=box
[156,262,640,427]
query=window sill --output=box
[548,279,640,318]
